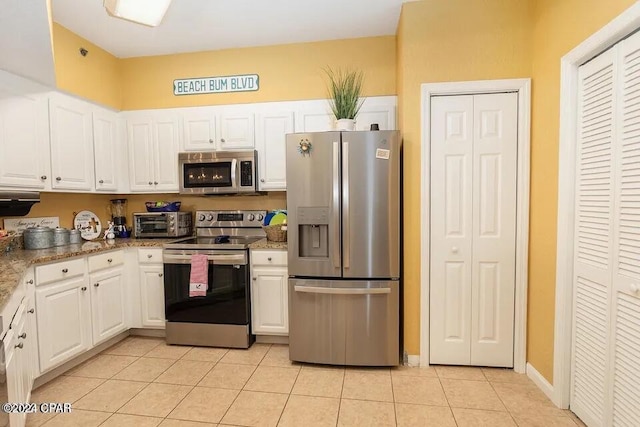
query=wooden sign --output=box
[174,74,259,96]
[3,217,60,235]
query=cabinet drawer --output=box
[36,258,85,286]
[251,250,287,266]
[138,248,163,264]
[88,250,124,272]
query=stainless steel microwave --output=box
[178,150,258,195]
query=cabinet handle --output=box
[26,279,34,284]
[107,258,113,263]
[209,139,214,143]
[149,181,153,185]
[268,257,272,261]
[41,175,47,180]
[220,138,225,143]
[81,286,87,291]
[62,268,68,273]
[94,283,100,287]
[260,179,265,183]
[28,309,35,314]
[158,273,163,277]
[147,254,153,258]
[56,177,62,181]
[99,179,104,184]
[15,342,23,349]
[18,333,26,339]
[252,277,257,281]
[154,181,158,185]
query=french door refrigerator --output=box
[286,130,401,366]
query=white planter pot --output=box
[335,118,356,131]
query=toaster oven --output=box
[133,212,193,238]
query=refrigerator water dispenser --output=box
[297,207,329,258]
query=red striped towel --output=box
[189,254,208,297]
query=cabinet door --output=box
[24,295,38,396]
[139,265,166,328]
[36,277,91,372]
[294,108,334,132]
[256,111,293,191]
[355,104,396,131]
[220,112,255,149]
[127,118,155,191]
[0,91,49,189]
[4,327,25,426]
[183,109,217,151]
[251,267,289,335]
[90,267,127,345]
[49,95,94,190]
[153,115,180,191]
[93,109,119,191]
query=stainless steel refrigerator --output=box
[286,130,401,366]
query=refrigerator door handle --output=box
[332,141,341,269]
[294,285,390,295]
[342,141,350,269]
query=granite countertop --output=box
[248,238,288,250]
[0,238,174,314]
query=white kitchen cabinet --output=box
[90,266,127,345]
[250,249,288,335]
[355,104,396,131]
[255,111,293,191]
[4,325,25,427]
[127,111,180,192]
[139,265,165,328]
[294,108,334,132]
[92,108,119,191]
[220,111,255,149]
[182,108,217,151]
[49,93,94,190]
[35,275,91,372]
[0,87,49,189]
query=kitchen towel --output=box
[189,253,208,297]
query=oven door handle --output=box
[163,254,247,265]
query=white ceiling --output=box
[52,0,407,58]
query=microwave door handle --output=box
[231,158,238,189]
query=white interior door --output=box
[430,92,518,367]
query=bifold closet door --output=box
[430,93,518,367]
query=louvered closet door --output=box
[430,95,474,365]
[610,33,640,427]
[571,46,617,427]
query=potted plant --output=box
[324,67,365,131]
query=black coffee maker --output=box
[109,198,129,237]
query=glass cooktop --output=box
[163,235,261,250]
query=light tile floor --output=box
[27,337,587,427]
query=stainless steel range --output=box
[163,210,266,348]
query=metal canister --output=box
[69,229,82,244]
[23,226,54,250]
[52,227,70,247]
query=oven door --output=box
[180,159,238,194]
[163,251,250,325]
[134,213,172,237]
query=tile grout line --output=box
[435,373,460,427]
[390,369,398,427]
[335,366,346,427]
[274,358,303,426]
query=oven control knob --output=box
[206,214,214,221]
[256,214,264,221]
[198,214,206,221]
[248,214,255,221]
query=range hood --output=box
[0,191,40,217]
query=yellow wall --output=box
[120,36,396,110]
[526,0,636,382]
[397,0,532,357]
[52,23,122,109]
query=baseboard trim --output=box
[255,335,289,344]
[129,328,166,338]
[526,362,556,405]
[406,355,420,367]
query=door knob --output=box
[94,283,100,287]
[99,179,104,184]
[154,181,158,185]
[631,283,639,293]
[268,257,272,261]
[220,138,225,143]
[147,254,153,258]
[28,309,34,314]
[26,279,33,284]
[15,342,23,349]
[158,273,163,277]
[209,139,214,143]
[253,277,257,281]
[148,181,153,185]
[452,247,459,254]
[108,258,112,263]
[18,333,26,339]
[260,179,265,183]
[81,287,87,291]
[62,268,68,273]
[41,175,47,180]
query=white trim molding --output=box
[406,355,421,367]
[419,78,531,373]
[554,1,640,410]
[526,363,555,402]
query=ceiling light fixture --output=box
[104,0,172,27]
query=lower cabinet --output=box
[36,275,91,372]
[139,264,166,328]
[250,249,288,335]
[90,266,127,345]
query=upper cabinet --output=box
[294,108,334,132]
[0,76,49,189]
[356,102,397,131]
[127,110,180,193]
[219,111,255,149]
[182,107,217,151]
[182,107,255,151]
[92,108,119,192]
[49,93,95,191]
[256,111,294,191]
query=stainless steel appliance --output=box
[162,210,266,348]
[133,212,193,238]
[286,131,401,366]
[179,150,258,195]
[109,198,128,237]
[0,191,39,217]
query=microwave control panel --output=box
[240,161,253,186]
